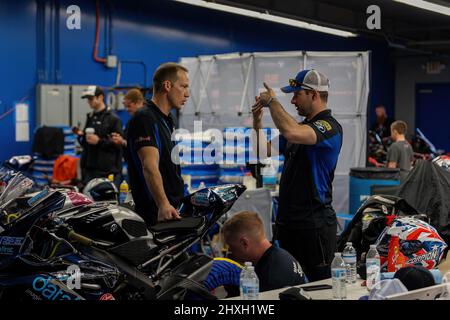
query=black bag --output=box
[32,126,64,158]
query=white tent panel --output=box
[180,51,370,214]
[305,54,363,115]
[254,55,304,123]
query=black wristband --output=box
[265,97,274,108]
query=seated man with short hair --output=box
[222,211,306,292]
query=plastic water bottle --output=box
[262,161,277,192]
[241,266,259,300]
[331,252,347,300]
[239,262,252,298]
[243,172,256,190]
[366,244,381,291]
[342,242,357,284]
[119,180,129,203]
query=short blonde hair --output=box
[124,88,144,103]
[222,211,265,242]
[391,120,407,135]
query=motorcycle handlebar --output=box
[68,230,94,246]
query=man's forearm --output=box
[268,100,299,136]
[142,167,170,208]
[252,118,272,158]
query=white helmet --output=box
[83,178,118,202]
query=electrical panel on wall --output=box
[36,85,70,126]
[71,85,93,128]
[38,85,126,129]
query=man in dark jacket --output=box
[72,86,123,187]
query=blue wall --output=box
[0,0,395,161]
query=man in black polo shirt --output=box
[127,63,189,225]
[252,69,343,281]
[222,211,305,292]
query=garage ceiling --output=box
[215,0,450,56]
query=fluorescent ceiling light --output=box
[393,0,450,16]
[173,0,357,38]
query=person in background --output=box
[126,62,189,225]
[386,120,414,181]
[221,211,305,292]
[371,105,395,143]
[72,86,123,188]
[110,88,145,150]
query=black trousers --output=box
[276,222,337,282]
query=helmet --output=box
[83,178,118,202]
[376,217,447,270]
[5,155,34,171]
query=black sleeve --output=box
[307,119,340,147]
[128,114,158,152]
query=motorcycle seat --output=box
[149,216,206,245]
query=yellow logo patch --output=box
[313,120,332,133]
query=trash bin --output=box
[349,167,400,215]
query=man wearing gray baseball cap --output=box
[252,69,343,281]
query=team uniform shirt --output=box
[255,245,305,292]
[126,101,184,226]
[276,109,343,230]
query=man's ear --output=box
[312,91,319,101]
[240,236,249,249]
[162,80,172,93]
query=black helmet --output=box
[83,178,118,202]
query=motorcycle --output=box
[0,170,246,300]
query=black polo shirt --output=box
[255,245,305,292]
[126,101,184,226]
[276,109,343,230]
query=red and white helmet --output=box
[376,217,447,270]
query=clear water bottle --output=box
[331,252,347,300]
[241,266,259,300]
[239,262,252,298]
[342,242,357,284]
[262,160,277,192]
[366,244,381,291]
